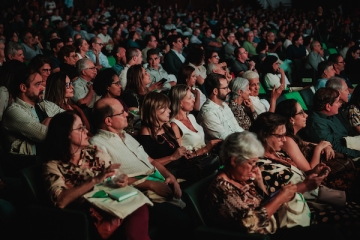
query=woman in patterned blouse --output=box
[229,77,258,130]
[42,111,150,239]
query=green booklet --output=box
[107,186,138,202]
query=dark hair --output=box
[262,55,279,75]
[126,64,144,92]
[317,60,334,77]
[143,34,154,45]
[0,60,29,97]
[128,31,137,40]
[256,41,268,54]
[43,111,78,163]
[125,47,140,63]
[275,99,299,136]
[249,112,287,146]
[58,45,76,62]
[292,34,302,44]
[167,35,182,48]
[313,87,340,111]
[349,84,360,106]
[205,50,218,64]
[50,38,63,51]
[345,45,360,61]
[204,73,225,96]
[146,48,159,61]
[28,54,52,73]
[328,53,341,64]
[45,71,67,107]
[141,92,175,142]
[73,38,87,53]
[185,47,204,66]
[178,65,195,85]
[93,101,114,130]
[93,68,118,96]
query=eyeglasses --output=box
[337,61,345,64]
[239,51,248,54]
[72,125,86,132]
[109,109,125,117]
[295,110,306,117]
[96,43,104,46]
[65,82,73,89]
[111,81,121,86]
[271,133,287,140]
[275,62,281,65]
[41,68,51,73]
[177,40,183,43]
[85,66,96,70]
[212,55,220,59]
[355,52,360,55]
[70,54,78,59]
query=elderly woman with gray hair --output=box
[229,77,257,130]
[206,131,297,234]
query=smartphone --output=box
[159,78,167,84]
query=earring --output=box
[291,121,295,125]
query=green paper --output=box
[91,190,108,198]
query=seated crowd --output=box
[1,1,360,239]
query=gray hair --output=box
[89,36,100,47]
[220,131,264,166]
[77,58,93,75]
[6,42,22,56]
[229,77,249,100]
[310,40,320,50]
[326,76,345,90]
[242,70,259,80]
[206,63,217,75]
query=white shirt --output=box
[119,64,130,90]
[90,130,155,175]
[249,96,270,114]
[97,33,112,44]
[197,99,244,141]
[171,114,205,150]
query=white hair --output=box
[242,70,259,80]
[229,77,249,100]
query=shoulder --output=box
[139,126,151,135]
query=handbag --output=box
[317,185,346,207]
[323,153,355,175]
[277,193,311,228]
[167,153,220,183]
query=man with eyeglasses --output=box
[72,58,100,108]
[97,24,113,47]
[146,48,176,91]
[21,31,43,62]
[2,62,63,155]
[305,87,360,159]
[328,53,354,94]
[224,32,240,61]
[90,98,191,239]
[305,40,324,71]
[87,36,111,69]
[197,73,244,141]
[314,60,336,91]
[231,47,257,77]
[163,35,186,78]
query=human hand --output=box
[225,71,233,82]
[248,60,256,69]
[86,83,94,92]
[190,87,199,96]
[113,174,128,188]
[271,84,284,100]
[278,67,285,74]
[148,81,163,91]
[311,163,331,177]
[277,182,297,203]
[95,164,121,184]
[171,146,187,161]
[276,41,282,47]
[303,173,326,191]
[205,139,222,152]
[322,145,335,160]
[315,140,332,153]
[150,181,173,198]
[243,98,255,112]
[41,117,52,126]
[164,175,182,198]
[93,48,100,56]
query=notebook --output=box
[108,186,138,202]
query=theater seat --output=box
[183,173,270,240]
[276,91,308,111]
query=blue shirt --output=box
[86,50,111,68]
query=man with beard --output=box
[197,73,244,141]
[2,62,63,155]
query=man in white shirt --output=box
[141,34,158,63]
[119,47,142,89]
[197,73,244,141]
[97,24,113,47]
[190,28,202,44]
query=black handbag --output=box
[166,154,221,184]
[322,152,355,175]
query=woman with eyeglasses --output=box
[262,55,289,91]
[42,111,150,239]
[28,54,52,87]
[205,50,220,65]
[74,38,90,59]
[59,45,79,81]
[45,71,90,132]
[185,46,207,87]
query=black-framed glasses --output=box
[271,133,287,140]
[72,125,86,132]
[70,54,78,59]
[294,110,306,117]
[41,68,52,72]
[96,43,104,46]
[85,66,96,70]
[65,82,73,89]
[109,109,125,117]
[111,81,121,86]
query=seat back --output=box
[299,87,315,111]
[183,173,217,227]
[19,164,51,206]
[277,91,308,111]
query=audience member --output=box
[58,45,79,81]
[21,31,43,62]
[87,36,111,69]
[231,47,256,77]
[49,38,64,73]
[305,40,324,71]
[314,60,335,91]
[163,35,186,78]
[141,34,158,63]
[119,47,142,90]
[112,46,126,75]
